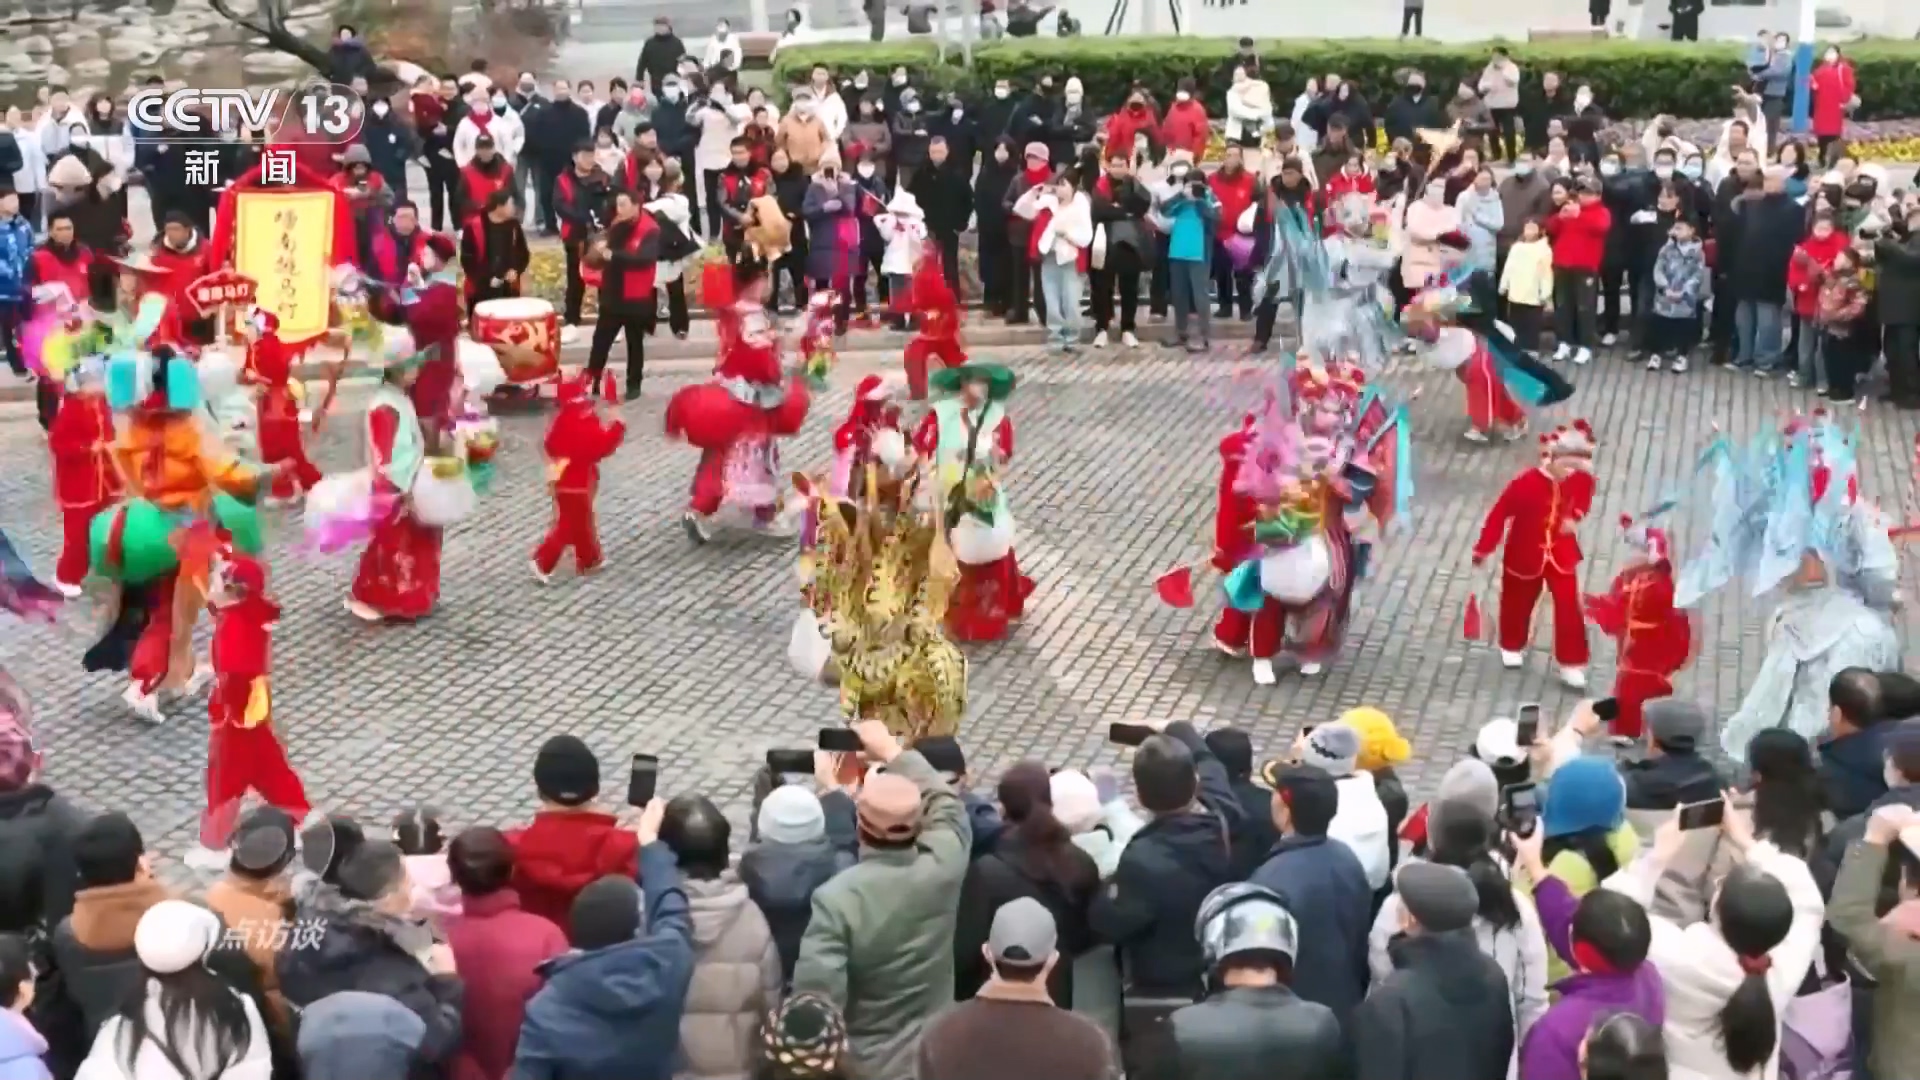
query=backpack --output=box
[652,210,700,263]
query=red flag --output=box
[600,371,618,404]
[1155,565,1196,609]
[1462,592,1484,641]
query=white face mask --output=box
[1654,165,1673,179]
[716,23,729,34]
[1575,91,1592,107]
[854,75,869,89]
[1424,186,1445,204]
[1169,166,1190,181]
[951,108,963,121]
[1175,91,1191,103]
[892,73,908,86]
[664,86,683,102]
[372,101,389,116]
[994,86,1009,99]
[1600,162,1620,177]
[905,101,920,113]
[644,165,662,180]
[795,102,814,117]
[1065,89,1083,104]
[857,162,876,177]
[492,95,507,110]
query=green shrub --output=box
[770,36,1920,121]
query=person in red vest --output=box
[367,202,434,321]
[460,189,532,312]
[146,213,212,349]
[45,356,121,595]
[330,146,395,274]
[532,374,627,582]
[1207,144,1258,321]
[457,134,514,225]
[31,211,97,314]
[584,189,660,402]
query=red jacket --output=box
[1543,201,1611,273]
[1103,103,1161,156]
[1787,231,1849,317]
[1472,465,1595,578]
[458,157,514,223]
[1325,170,1377,203]
[208,591,280,730]
[30,243,94,309]
[1585,562,1691,676]
[1208,168,1257,242]
[505,810,641,935]
[444,891,568,1080]
[1213,417,1257,572]
[48,390,120,509]
[1160,100,1211,158]
[1810,61,1855,139]
[543,401,626,494]
[143,237,210,349]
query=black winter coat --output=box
[278,897,465,1067]
[1353,931,1514,1080]
[974,148,1017,236]
[359,108,418,195]
[927,108,981,172]
[1153,986,1352,1080]
[952,833,1098,1006]
[0,784,87,933]
[636,34,685,92]
[910,162,974,235]
[1381,92,1445,149]
[1875,228,1920,326]
[651,99,697,160]
[1087,722,1246,998]
[1727,192,1803,302]
[1622,750,1726,812]
[1006,94,1059,156]
[738,829,856,985]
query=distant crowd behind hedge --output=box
[769,37,1920,122]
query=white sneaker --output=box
[1502,424,1529,442]
[1251,658,1277,686]
[1092,330,1109,349]
[185,663,214,697]
[1500,650,1524,670]
[183,845,231,872]
[1212,637,1247,658]
[1601,333,1618,347]
[531,559,552,584]
[344,598,382,623]
[1552,344,1571,362]
[1646,354,1663,371]
[122,684,165,724]
[1298,661,1324,677]
[1559,666,1588,690]
[1121,331,1139,348]
[1573,347,1592,366]
[682,513,712,546]
[1464,428,1490,443]
[1670,355,1689,373]
[561,325,581,346]
[52,580,82,599]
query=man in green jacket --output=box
[792,720,972,1079]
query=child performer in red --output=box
[245,311,324,504]
[1471,421,1597,689]
[184,549,310,870]
[46,359,120,596]
[533,376,627,582]
[1209,412,1259,655]
[1585,518,1693,743]
[903,239,966,400]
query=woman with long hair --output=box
[951,761,1098,1006]
[76,900,271,1080]
[1369,800,1549,1076]
[1536,755,1641,981]
[1581,1012,1667,1080]
[1746,728,1826,861]
[1601,804,1824,1080]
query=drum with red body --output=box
[470,298,560,384]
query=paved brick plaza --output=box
[3,344,1917,866]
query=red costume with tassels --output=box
[902,241,966,400]
[47,384,121,591]
[245,311,324,502]
[664,265,811,536]
[200,551,309,850]
[1585,520,1693,740]
[402,254,464,448]
[535,377,627,578]
[1473,422,1596,680]
[1210,413,1260,653]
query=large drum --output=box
[470,298,560,385]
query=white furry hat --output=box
[1049,769,1103,835]
[135,900,221,975]
[48,154,92,188]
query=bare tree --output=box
[208,0,409,98]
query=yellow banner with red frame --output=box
[232,190,334,345]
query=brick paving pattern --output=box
[3,341,1917,872]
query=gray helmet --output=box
[1195,883,1299,972]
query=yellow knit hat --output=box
[1341,707,1411,772]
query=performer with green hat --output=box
[911,360,1032,642]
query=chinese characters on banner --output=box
[184,270,259,316]
[261,149,297,186]
[232,190,334,343]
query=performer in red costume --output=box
[399,239,465,452]
[664,264,811,544]
[533,376,627,581]
[902,239,966,400]
[913,361,1032,642]
[1471,421,1597,687]
[244,311,324,504]
[184,549,311,870]
[1585,518,1693,743]
[1209,412,1260,655]
[830,374,907,498]
[46,359,121,595]
[347,354,442,623]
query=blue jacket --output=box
[511,842,696,1080]
[1162,190,1219,264]
[1751,48,1793,100]
[1819,726,1890,822]
[0,215,33,303]
[1248,833,1374,1023]
[0,1008,51,1080]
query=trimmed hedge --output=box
[770,36,1920,121]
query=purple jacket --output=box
[1516,876,1666,1080]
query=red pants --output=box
[130,572,191,694]
[258,409,323,500]
[533,492,603,574]
[1459,352,1526,434]
[1213,600,1295,658]
[1610,668,1673,741]
[905,334,966,400]
[56,503,107,587]
[200,722,310,848]
[1498,569,1590,666]
[688,448,726,516]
